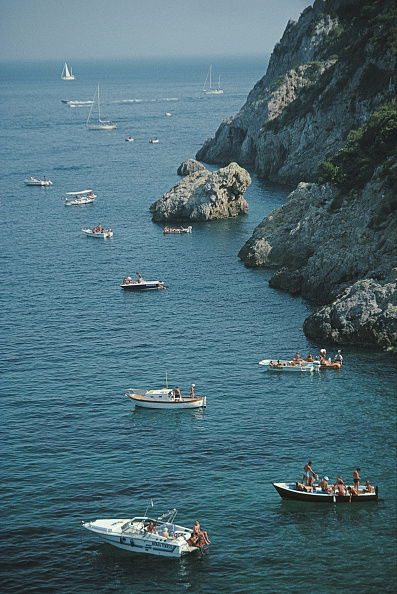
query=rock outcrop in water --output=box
[196,0,397,350]
[150,162,251,222]
[177,159,206,176]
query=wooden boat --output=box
[25,176,52,187]
[82,508,205,557]
[163,226,192,234]
[120,274,166,291]
[272,482,378,503]
[82,226,113,238]
[125,388,206,409]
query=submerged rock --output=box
[150,162,251,222]
[177,159,206,176]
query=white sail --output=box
[61,62,75,80]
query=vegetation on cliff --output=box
[318,103,397,190]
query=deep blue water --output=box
[1,57,396,593]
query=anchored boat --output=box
[64,190,96,205]
[163,225,192,234]
[82,224,113,238]
[25,176,52,187]
[272,482,378,503]
[259,359,320,372]
[82,508,205,558]
[120,274,166,290]
[125,387,206,409]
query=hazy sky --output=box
[1,0,309,61]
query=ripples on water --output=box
[1,58,396,593]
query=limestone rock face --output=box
[150,162,251,222]
[196,0,396,184]
[303,280,397,351]
[238,173,397,349]
[177,159,206,176]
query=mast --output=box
[97,84,101,122]
[209,64,212,90]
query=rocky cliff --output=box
[150,162,251,222]
[196,0,397,350]
[196,0,396,184]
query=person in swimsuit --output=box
[303,461,316,486]
[352,467,361,491]
[318,476,331,493]
[190,383,195,398]
[193,520,211,544]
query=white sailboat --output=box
[202,65,223,95]
[61,62,75,81]
[86,85,117,130]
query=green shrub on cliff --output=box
[318,103,397,189]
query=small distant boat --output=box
[62,100,94,107]
[125,136,135,142]
[86,85,117,130]
[272,482,379,503]
[125,387,206,409]
[149,137,160,144]
[82,508,206,557]
[163,225,192,234]
[259,359,319,372]
[202,65,223,95]
[25,176,52,187]
[61,62,75,81]
[165,112,172,117]
[120,274,166,291]
[64,190,96,206]
[82,225,113,238]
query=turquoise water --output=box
[1,57,396,593]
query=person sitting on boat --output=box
[303,461,316,486]
[190,383,195,398]
[318,476,331,493]
[136,273,143,283]
[333,349,343,363]
[192,520,211,544]
[173,386,181,399]
[306,352,314,362]
[334,477,346,495]
[293,352,302,362]
[146,521,157,534]
[363,480,373,493]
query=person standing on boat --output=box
[334,350,343,363]
[137,273,143,283]
[303,461,317,486]
[352,467,361,490]
[174,386,181,399]
[190,383,195,398]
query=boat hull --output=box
[272,482,378,503]
[120,281,166,290]
[127,393,206,409]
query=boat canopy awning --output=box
[66,190,92,195]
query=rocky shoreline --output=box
[195,0,397,351]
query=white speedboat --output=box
[82,226,113,238]
[259,359,319,372]
[149,137,160,143]
[25,176,53,187]
[120,274,166,290]
[82,508,204,557]
[163,225,192,234]
[125,387,206,409]
[64,190,97,206]
[125,136,134,142]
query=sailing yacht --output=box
[61,62,75,80]
[202,65,223,95]
[86,85,117,130]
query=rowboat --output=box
[125,387,206,409]
[120,274,166,290]
[25,177,52,187]
[272,482,378,503]
[82,508,205,557]
[163,226,192,234]
[82,226,113,238]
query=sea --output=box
[1,57,396,594]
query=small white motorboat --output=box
[163,225,192,234]
[165,112,172,117]
[149,137,160,144]
[259,359,320,372]
[64,190,97,206]
[120,274,166,291]
[125,387,206,409]
[125,136,135,142]
[25,176,53,187]
[82,508,206,557]
[82,225,113,238]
